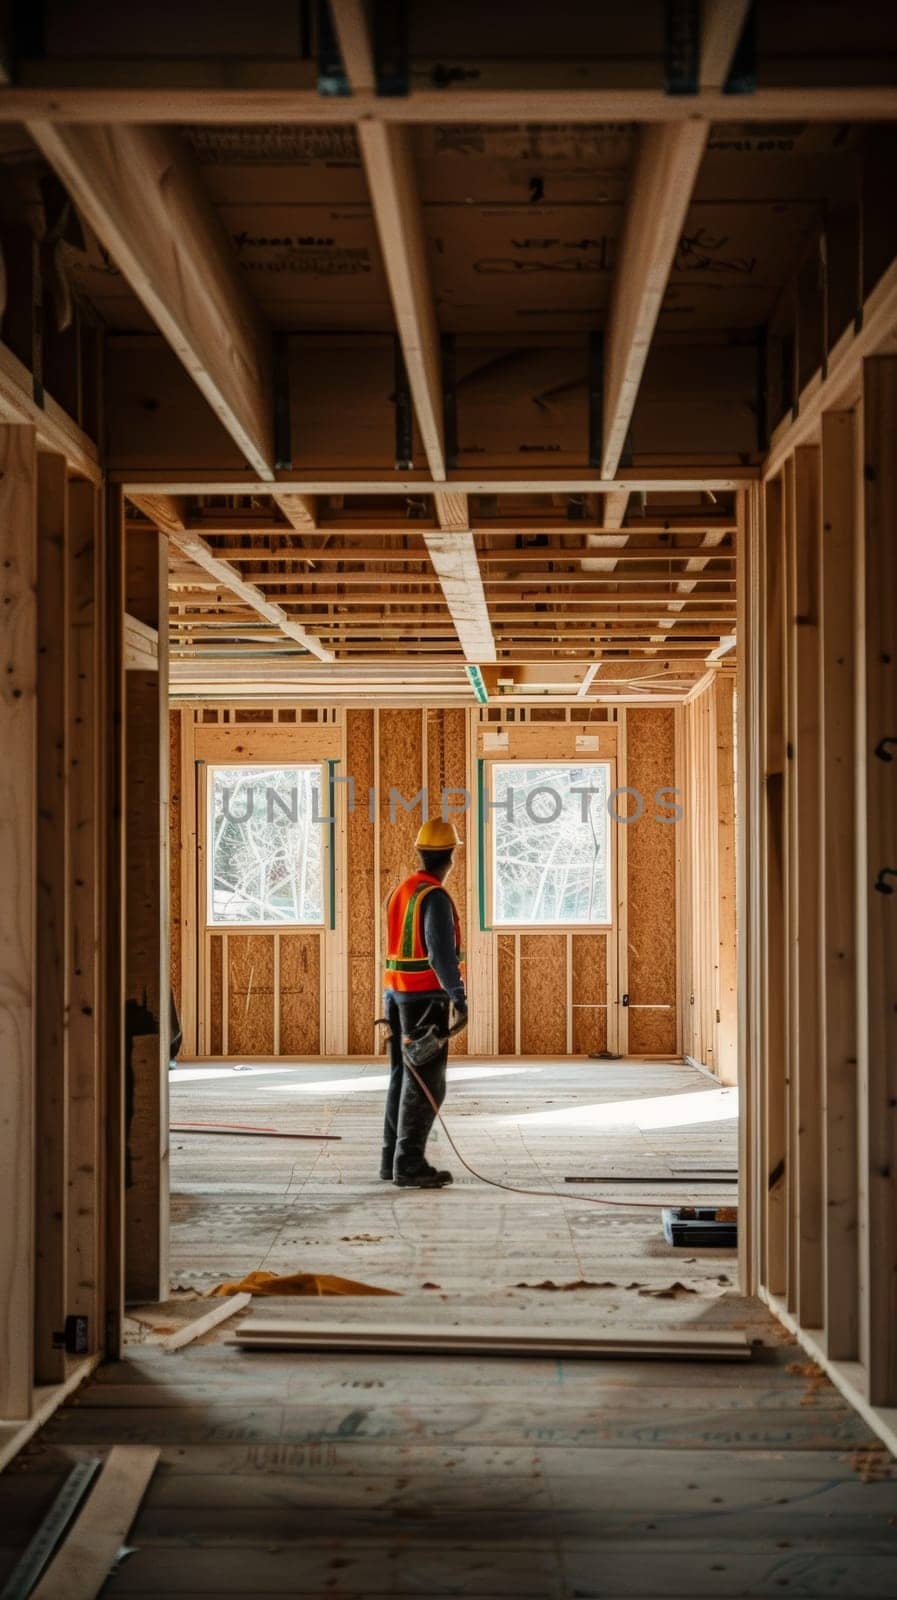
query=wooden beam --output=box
[0,426,37,1419]
[861,357,897,1406]
[601,122,708,478]
[2,81,896,126]
[126,492,187,537]
[699,1,752,86]
[117,470,758,496]
[208,542,734,564]
[765,257,897,481]
[819,410,859,1360]
[270,492,317,531]
[358,122,445,479]
[129,495,333,664]
[124,613,159,672]
[328,0,376,92]
[434,492,469,531]
[26,124,274,478]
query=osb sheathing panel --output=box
[280,933,321,1055]
[348,957,375,1057]
[346,709,375,1054]
[497,934,516,1056]
[209,935,223,1056]
[378,708,423,915]
[227,934,275,1056]
[626,708,677,1055]
[627,1008,677,1055]
[520,934,567,1055]
[169,711,182,1013]
[572,933,607,1057]
[573,999,607,1056]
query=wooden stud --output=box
[34,453,70,1383]
[786,445,824,1329]
[819,410,860,1360]
[761,475,789,1298]
[860,357,897,1405]
[715,674,737,1085]
[123,526,170,1303]
[0,426,37,1419]
[66,479,102,1346]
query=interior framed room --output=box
[0,3,896,1595]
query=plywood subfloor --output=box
[163,1057,740,1295]
[2,1059,896,1598]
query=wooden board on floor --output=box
[30,1445,159,1600]
[231,1319,751,1360]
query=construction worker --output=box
[380,818,467,1187]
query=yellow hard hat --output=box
[415,818,462,850]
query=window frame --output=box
[486,757,615,932]
[205,759,328,931]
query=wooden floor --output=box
[2,1058,896,1598]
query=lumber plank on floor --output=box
[160,1294,252,1350]
[29,1446,158,1600]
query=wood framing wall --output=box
[0,430,113,1423]
[169,701,698,1063]
[744,352,897,1419]
[679,673,738,1084]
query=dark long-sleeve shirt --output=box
[420,889,465,1003]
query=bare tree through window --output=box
[491,762,611,926]
[208,765,324,925]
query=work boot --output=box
[394,1162,453,1189]
[379,1147,395,1181]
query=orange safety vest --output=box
[384,871,464,994]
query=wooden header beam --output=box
[28,123,274,480]
[4,82,897,125]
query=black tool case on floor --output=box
[662,1206,738,1247]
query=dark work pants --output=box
[382,991,450,1176]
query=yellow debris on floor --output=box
[211,1269,399,1298]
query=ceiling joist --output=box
[130,493,333,662]
[27,122,275,479]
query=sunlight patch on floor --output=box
[258,1064,549,1095]
[508,1086,739,1132]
